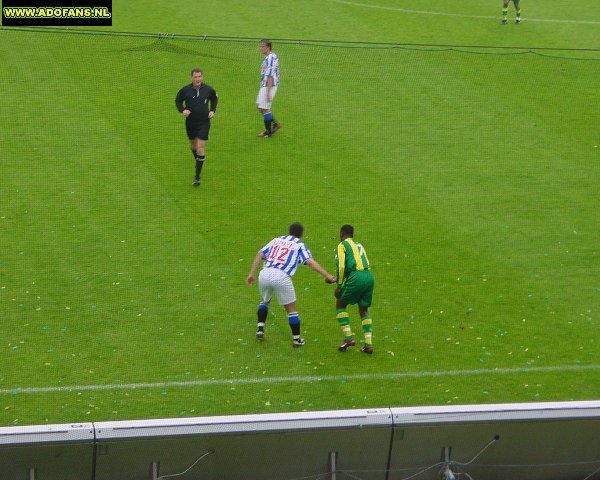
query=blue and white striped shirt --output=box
[260,52,280,87]
[260,235,311,276]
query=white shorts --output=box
[258,267,296,306]
[256,86,278,110]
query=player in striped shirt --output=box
[334,225,375,354]
[246,223,336,347]
[256,39,281,138]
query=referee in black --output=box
[175,68,218,186]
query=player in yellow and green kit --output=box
[334,225,375,354]
[501,0,521,24]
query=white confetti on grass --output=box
[1,365,599,396]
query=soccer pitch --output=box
[0,0,599,426]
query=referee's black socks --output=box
[195,155,205,179]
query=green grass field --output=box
[1,0,599,426]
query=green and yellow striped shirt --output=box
[336,238,370,285]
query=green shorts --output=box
[340,270,374,307]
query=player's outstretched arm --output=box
[306,259,336,284]
[246,251,265,286]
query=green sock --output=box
[361,315,373,347]
[336,309,353,339]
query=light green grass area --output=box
[113,0,600,48]
[0,1,599,426]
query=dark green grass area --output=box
[1,3,599,427]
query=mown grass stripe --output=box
[327,0,600,24]
[1,365,598,395]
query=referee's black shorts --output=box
[186,120,211,140]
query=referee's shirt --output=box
[175,83,218,123]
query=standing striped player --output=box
[334,225,375,354]
[256,39,281,138]
[246,223,336,347]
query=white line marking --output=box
[325,0,600,25]
[1,365,598,395]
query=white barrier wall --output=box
[389,401,600,480]
[0,401,599,480]
[0,423,94,480]
[94,408,392,480]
